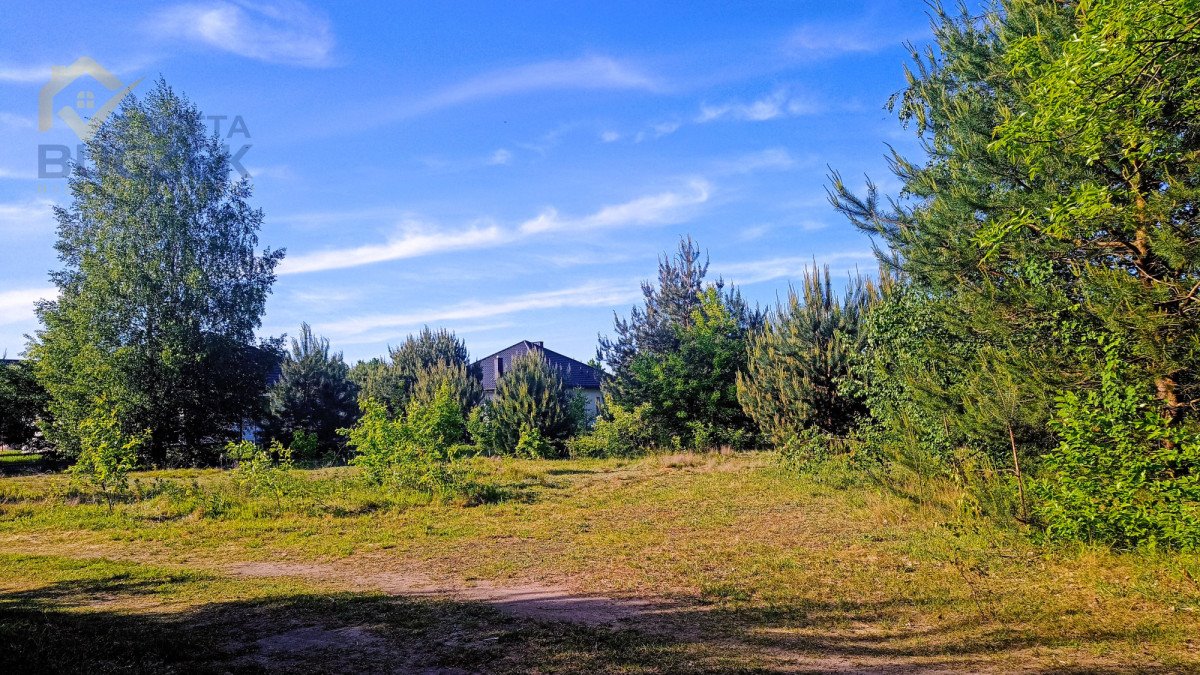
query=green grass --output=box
[1,451,1198,672]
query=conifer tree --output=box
[737,267,877,445]
[265,323,359,457]
[487,352,574,456]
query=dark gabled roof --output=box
[473,340,604,391]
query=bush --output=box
[70,403,147,509]
[737,266,876,447]
[342,392,469,496]
[1035,348,1200,550]
[229,439,298,513]
[567,397,653,458]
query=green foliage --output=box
[348,357,407,414]
[514,424,554,459]
[823,1,1200,548]
[466,406,496,452]
[737,266,877,447]
[229,439,297,513]
[407,359,483,422]
[0,359,47,449]
[341,400,401,486]
[599,237,761,448]
[1036,343,1200,551]
[342,391,468,495]
[288,429,320,464]
[70,403,146,508]
[347,328,477,417]
[265,323,359,458]
[29,79,283,465]
[487,352,575,456]
[567,396,654,457]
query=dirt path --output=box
[227,559,675,626]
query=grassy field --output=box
[0,451,1198,673]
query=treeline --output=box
[3,0,1198,550]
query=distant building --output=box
[473,340,604,416]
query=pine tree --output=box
[737,267,877,445]
[265,323,359,458]
[598,237,762,446]
[487,352,574,457]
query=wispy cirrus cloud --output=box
[279,220,506,275]
[710,148,799,175]
[408,56,661,116]
[0,112,35,130]
[149,0,335,67]
[280,180,716,274]
[520,179,710,234]
[716,251,878,286]
[697,88,820,123]
[0,287,54,326]
[0,197,57,234]
[322,281,640,340]
[0,63,53,84]
[783,20,928,60]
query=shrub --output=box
[1035,347,1200,550]
[70,403,147,509]
[342,393,468,496]
[466,406,496,453]
[567,397,653,458]
[515,424,554,459]
[230,439,299,513]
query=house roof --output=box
[473,340,604,391]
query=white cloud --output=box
[0,63,53,83]
[410,56,659,114]
[783,21,926,60]
[697,88,820,123]
[600,130,621,143]
[0,112,35,130]
[279,220,507,275]
[322,281,639,339]
[712,148,797,175]
[716,251,877,286]
[150,1,335,66]
[520,179,711,234]
[245,164,296,180]
[280,181,715,274]
[0,287,54,326]
[0,198,57,234]
[488,148,513,166]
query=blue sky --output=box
[0,0,933,364]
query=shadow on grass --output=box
[0,563,1185,674]
[0,451,62,476]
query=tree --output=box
[0,359,47,449]
[737,266,877,447]
[598,237,761,447]
[265,323,359,459]
[408,359,483,423]
[350,327,476,415]
[828,1,1200,544]
[487,351,575,457]
[29,80,283,465]
[349,357,406,413]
